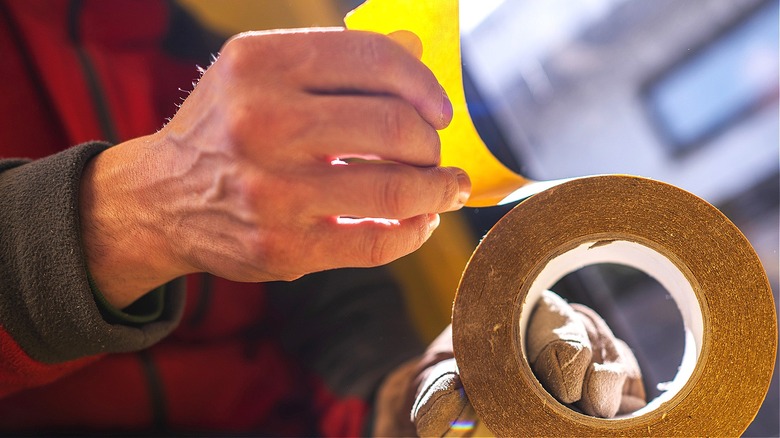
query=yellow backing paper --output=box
[345,0,529,207]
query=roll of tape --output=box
[452,175,777,436]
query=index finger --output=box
[264,29,453,130]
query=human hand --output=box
[80,28,470,307]
[394,292,646,437]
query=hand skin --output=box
[78,28,471,309]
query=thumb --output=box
[411,358,488,437]
[387,30,424,59]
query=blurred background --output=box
[180,0,778,435]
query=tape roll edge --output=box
[452,175,777,436]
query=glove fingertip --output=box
[532,340,591,403]
[414,373,469,437]
[577,363,627,418]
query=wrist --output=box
[79,135,188,308]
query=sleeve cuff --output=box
[87,267,166,325]
[0,142,185,364]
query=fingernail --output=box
[440,86,453,128]
[456,170,471,205]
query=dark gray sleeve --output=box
[266,267,425,401]
[0,142,185,364]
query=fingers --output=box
[309,213,440,269]
[307,163,470,219]
[412,358,471,437]
[226,29,452,130]
[527,291,592,404]
[299,94,442,167]
[169,28,462,280]
[526,292,647,419]
[570,303,625,418]
[303,30,452,129]
[243,214,437,275]
[578,362,627,419]
[571,303,646,418]
[254,160,470,273]
[411,357,488,437]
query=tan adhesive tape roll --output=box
[452,175,777,436]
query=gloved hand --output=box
[527,291,646,419]
[409,325,485,437]
[373,290,647,437]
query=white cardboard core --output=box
[518,240,703,418]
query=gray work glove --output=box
[395,290,646,437]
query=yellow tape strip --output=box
[345,0,529,207]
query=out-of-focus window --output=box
[643,0,779,153]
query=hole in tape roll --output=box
[516,240,703,419]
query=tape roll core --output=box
[452,175,777,436]
[517,239,702,419]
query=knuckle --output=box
[260,97,312,149]
[382,102,442,166]
[217,34,253,75]
[356,32,393,69]
[364,219,428,266]
[218,32,295,86]
[375,171,408,216]
[250,231,299,280]
[225,99,307,155]
[408,216,430,251]
[381,104,407,146]
[365,231,396,266]
[438,169,460,209]
[242,172,305,218]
